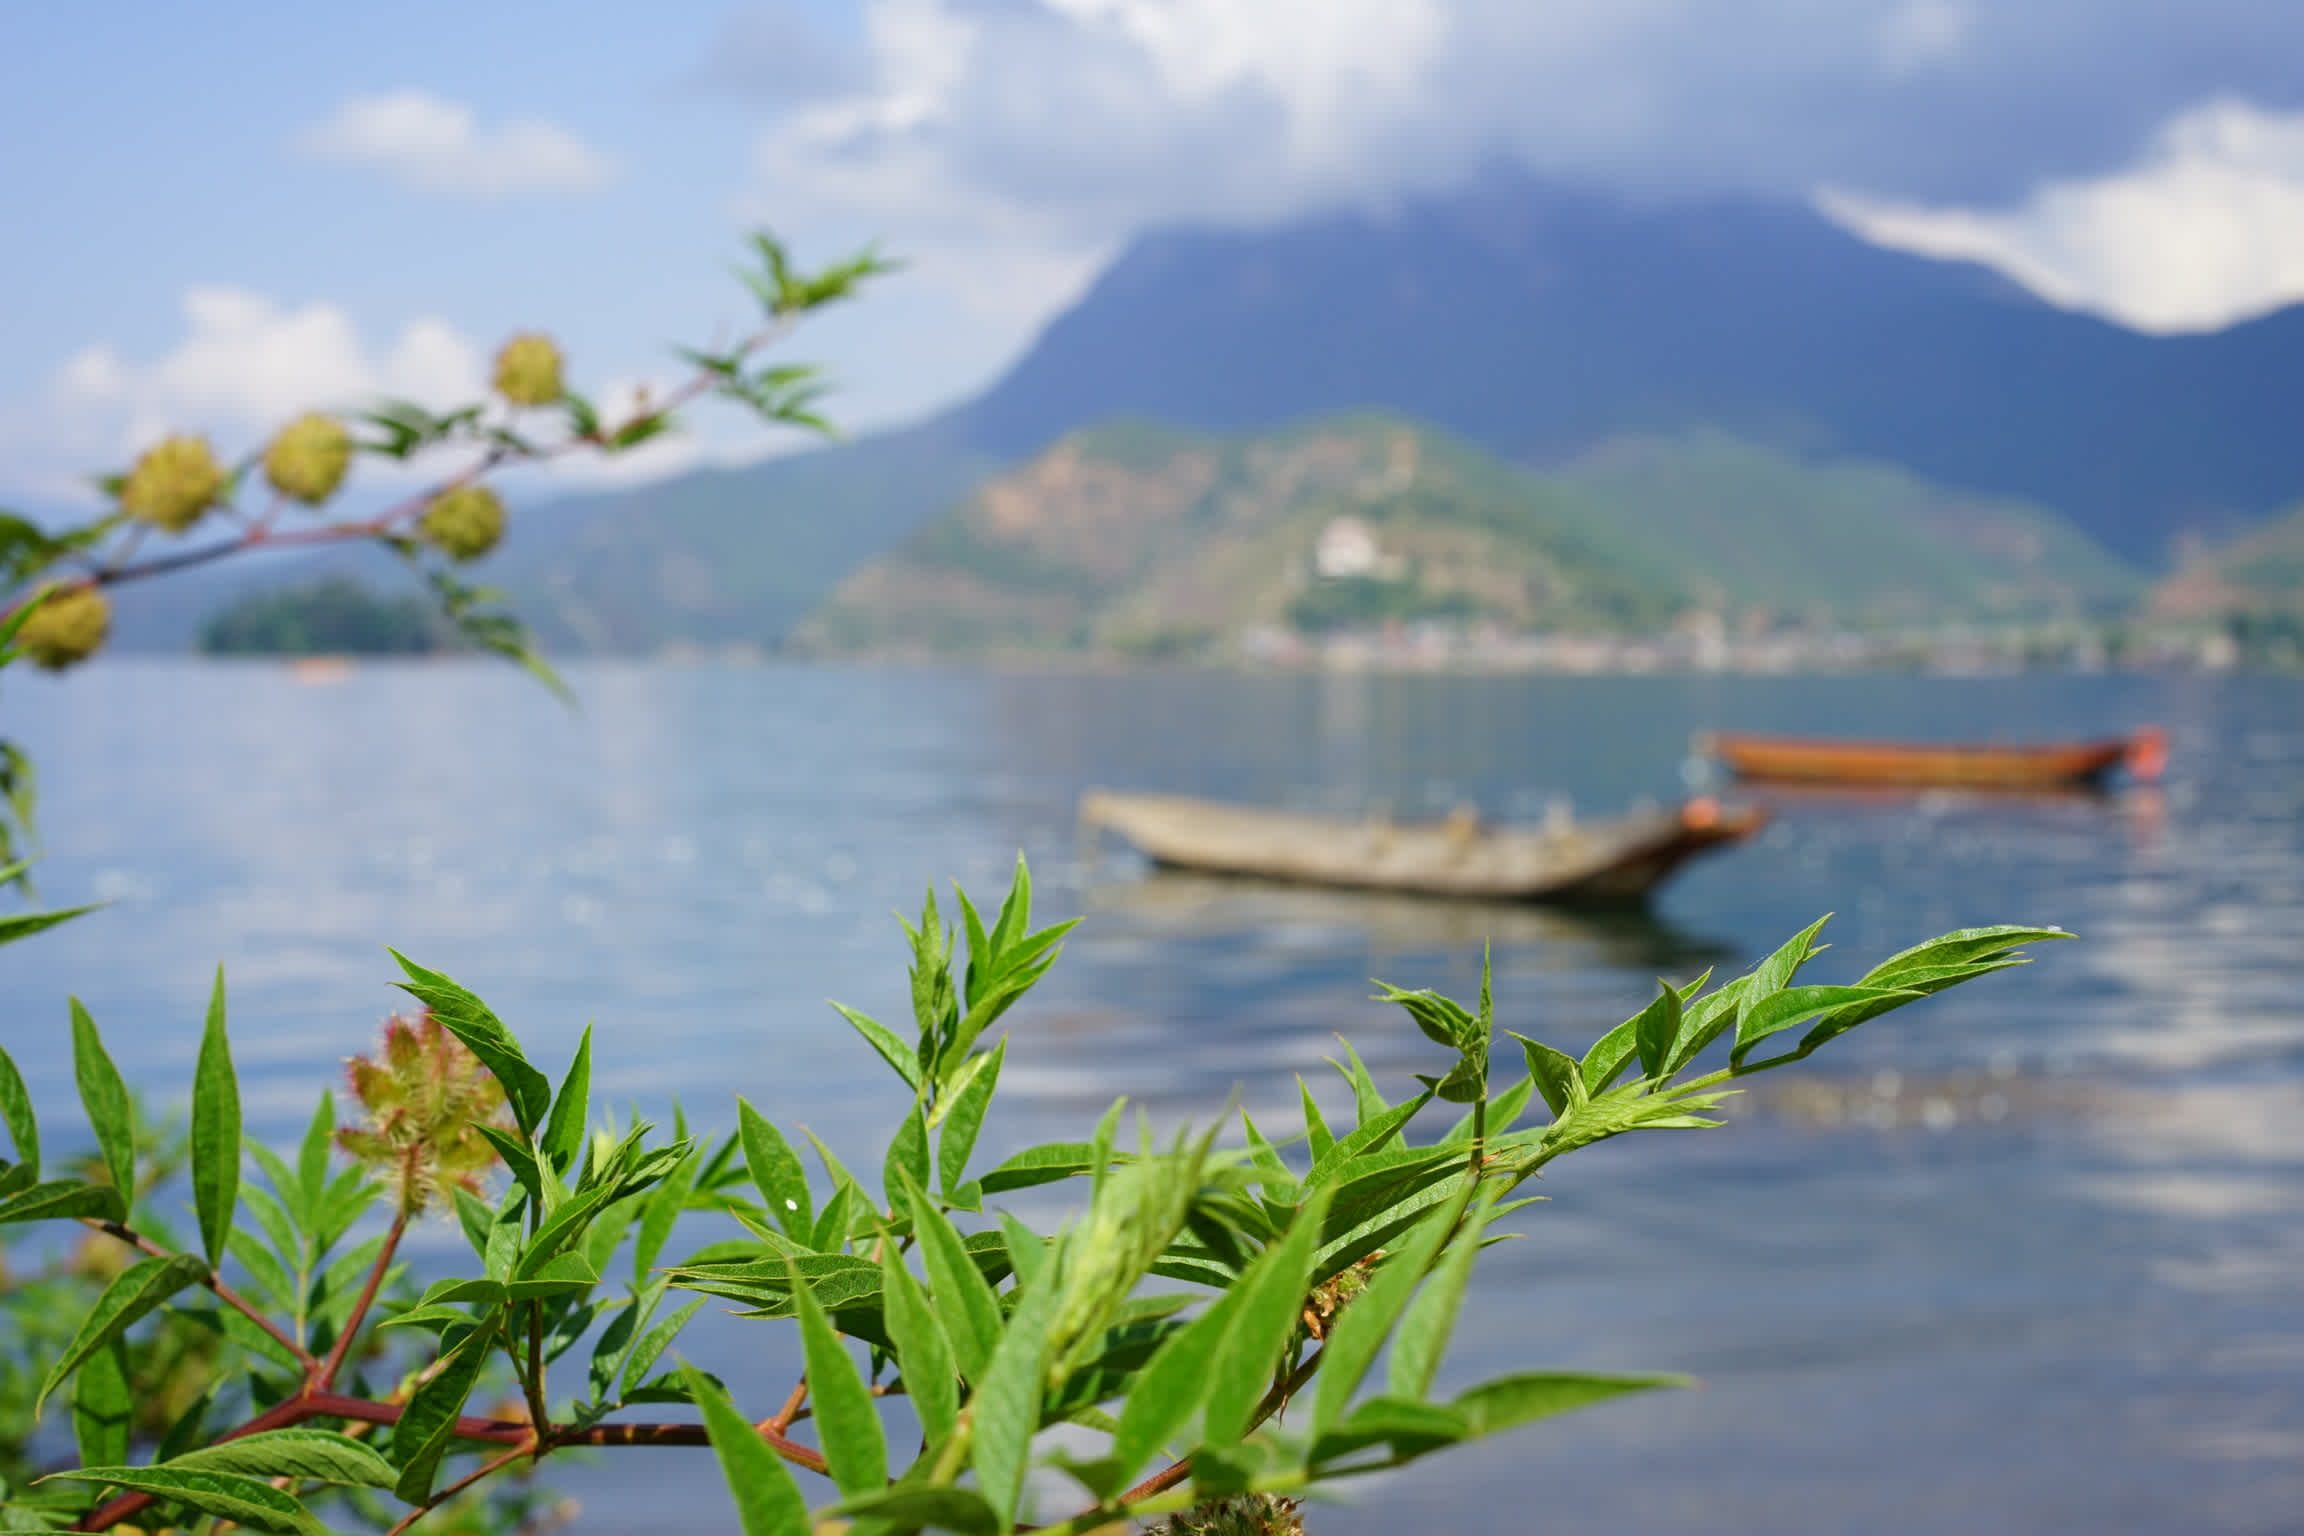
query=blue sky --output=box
[9,1,2304,507]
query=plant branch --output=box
[1097,1344,1330,1515]
[385,1443,533,1536]
[316,1206,409,1389]
[79,1216,315,1370]
[69,311,802,600]
[762,1375,810,1435]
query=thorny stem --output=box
[385,1443,533,1536]
[78,1216,315,1370]
[316,1206,410,1389]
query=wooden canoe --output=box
[1078,791,1766,905]
[1696,727,2167,791]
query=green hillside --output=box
[2148,503,2304,620]
[1549,431,2144,623]
[796,415,2143,657]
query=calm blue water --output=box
[6,661,2301,1532]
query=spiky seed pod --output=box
[492,332,564,407]
[420,485,507,561]
[1149,1495,1306,1536]
[119,434,227,531]
[14,584,110,670]
[262,413,354,505]
[336,1011,511,1216]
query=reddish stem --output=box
[384,1443,533,1536]
[82,1218,315,1370]
[316,1206,409,1389]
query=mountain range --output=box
[94,171,2304,654]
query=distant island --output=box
[200,577,449,657]
[791,413,2178,671]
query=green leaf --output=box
[739,1100,812,1239]
[1203,1185,1333,1443]
[1106,1274,1253,1493]
[1749,914,1835,1002]
[998,1211,1050,1296]
[68,999,134,1211]
[37,1253,208,1416]
[0,1043,37,1179]
[1630,979,1683,1083]
[38,1468,321,1534]
[1307,1395,1470,1467]
[0,903,99,948]
[295,1092,334,1231]
[620,1297,706,1400]
[829,1487,999,1536]
[390,1320,497,1502]
[879,1245,958,1447]
[632,1145,700,1284]
[835,1002,924,1091]
[1512,1033,1585,1119]
[506,1251,599,1299]
[968,1252,1063,1525]
[937,1038,1005,1195]
[541,1024,593,1177]
[190,968,241,1269]
[1299,1077,1336,1162]
[1388,1185,1501,1400]
[1858,925,2072,986]
[1309,1179,1475,1437]
[387,951,553,1136]
[167,1428,397,1487]
[1450,1371,1685,1438]
[975,1140,1097,1195]
[679,1360,810,1536]
[72,1337,130,1472]
[884,1103,931,1214]
[1731,985,1923,1068]
[0,1178,122,1227]
[1304,1094,1433,1190]
[477,1123,544,1211]
[904,1171,1002,1383]
[1580,1019,1639,1095]
[787,1257,886,1499]
[1329,1039,1389,1131]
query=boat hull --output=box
[1701,730,2160,791]
[1079,791,1765,905]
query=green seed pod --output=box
[1151,1494,1306,1536]
[420,485,507,561]
[262,413,354,505]
[492,331,564,407]
[14,584,111,671]
[118,434,227,532]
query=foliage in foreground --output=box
[0,859,2067,1533]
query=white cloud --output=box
[1822,97,2304,333]
[303,90,616,199]
[55,287,484,447]
[1875,0,1970,76]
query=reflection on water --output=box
[1081,866,1738,973]
[4,662,2301,1533]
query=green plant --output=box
[0,859,2065,1533]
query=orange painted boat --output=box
[1696,726,2167,791]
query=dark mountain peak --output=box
[957,172,2304,564]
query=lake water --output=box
[6,661,2301,1533]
